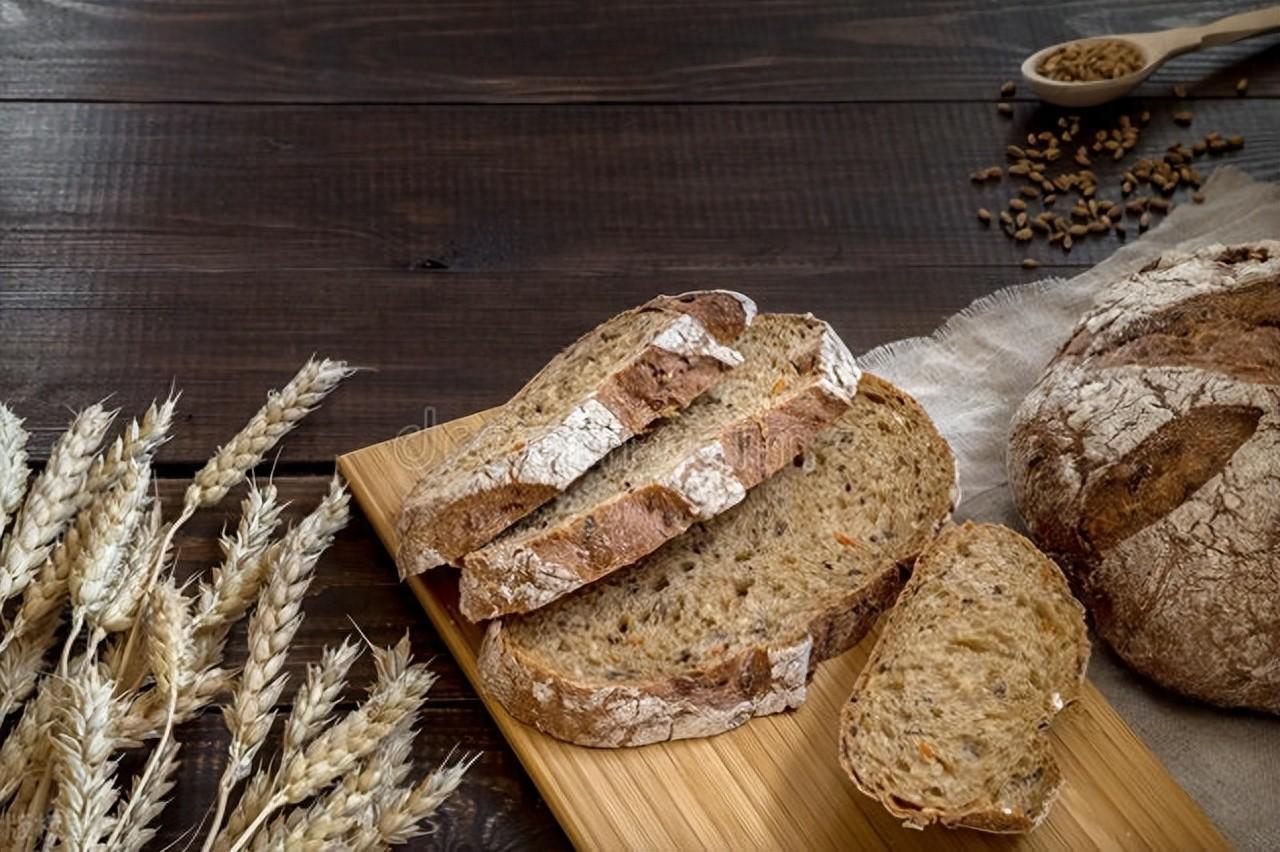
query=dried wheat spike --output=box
[194,483,283,632]
[48,668,123,848]
[79,395,176,510]
[184,358,353,510]
[282,637,361,762]
[0,612,59,718]
[351,754,476,848]
[97,501,167,635]
[112,739,181,852]
[0,403,30,539]
[0,403,114,607]
[0,675,57,806]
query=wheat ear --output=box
[59,458,151,673]
[282,637,361,762]
[78,394,176,511]
[47,667,122,848]
[350,753,476,849]
[97,500,167,635]
[184,358,352,513]
[0,612,58,718]
[203,540,315,850]
[106,579,192,849]
[219,637,436,852]
[194,482,283,634]
[112,738,181,852]
[0,677,56,807]
[0,403,30,542]
[0,403,114,608]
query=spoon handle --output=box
[1186,5,1280,50]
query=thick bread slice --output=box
[477,374,957,747]
[459,313,860,621]
[839,522,1089,834]
[395,291,755,576]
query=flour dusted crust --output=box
[395,290,756,576]
[1009,242,1280,712]
[458,320,860,621]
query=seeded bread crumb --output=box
[840,522,1089,834]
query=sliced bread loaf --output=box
[839,522,1089,834]
[458,313,860,621]
[395,291,755,576]
[477,374,957,747]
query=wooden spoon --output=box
[1021,6,1280,107]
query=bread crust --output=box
[1008,242,1280,713]
[458,321,860,621]
[395,290,755,576]
[478,563,904,748]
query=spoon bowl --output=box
[1020,6,1280,108]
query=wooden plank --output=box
[0,267,1035,463]
[0,0,1276,103]
[338,410,1228,851]
[3,102,1276,276]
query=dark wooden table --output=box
[2,1,1278,847]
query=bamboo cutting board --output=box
[338,410,1227,851]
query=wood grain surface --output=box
[2,0,1276,847]
[338,411,1227,851]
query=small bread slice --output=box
[459,313,860,621]
[477,374,957,746]
[395,291,755,576]
[839,522,1089,834]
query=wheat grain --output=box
[0,612,58,718]
[0,403,114,607]
[48,667,122,848]
[0,679,56,806]
[184,358,353,511]
[115,667,230,747]
[112,739,180,852]
[0,404,29,540]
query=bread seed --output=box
[1009,198,1028,211]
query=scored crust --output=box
[395,290,756,576]
[476,374,958,748]
[459,316,861,621]
[1008,242,1280,712]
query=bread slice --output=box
[395,291,755,576]
[839,522,1089,834]
[477,374,958,746]
[458,313,861,621]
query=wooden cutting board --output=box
[338,410,1227,851]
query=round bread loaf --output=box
[1008,242,1280,713]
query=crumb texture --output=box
[479,374,957,746]
[839,522,1088,834]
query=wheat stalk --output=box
[0,403,30,541]
[112,738,180,852]
[218,636,436,852]
[204,540,315,850]
[47,667,122,848]
[0,403,114,608]
[184,358,352,512]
